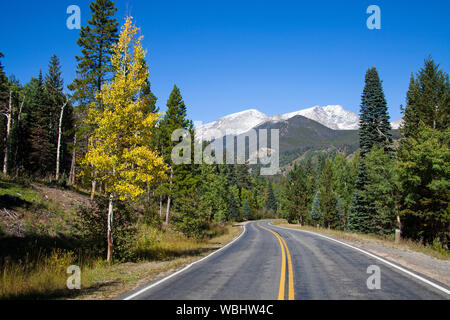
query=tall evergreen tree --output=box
[350,67,393,233]
[399,58,449,247]
[348,161,372,232]
[280,164,309,224]
[397,124,449,247]
[27,71,54,175]
[242,200,252,221]
[364,146,400,236]
[158,85,194,225]
[266,181,278,213]
[310,191,322,222]
[0,52,8,113]
[402,57,449,137]
[68,0,119,187]
[69,0,118,108]
[45,55,74,180]
[227,190,240,222]
[359,67,393,157]
[319,158,338,228]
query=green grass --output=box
[0,176,244,300]
[0,222,242,300]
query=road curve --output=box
[122,221,449,300]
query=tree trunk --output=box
[159,194,163,218]
[69,132,77,185]
[3,91,12,175]
[165,168,173,226]
[13,96,26,177]
[396,214,402,236]
[91,170,97,200]
[106,193,114,263]
[55,97,68,181]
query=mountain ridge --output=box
[195,105,403,140]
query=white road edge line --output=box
[269,222,450,296]
[123,223,248,300]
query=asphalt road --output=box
[123,221,449,300]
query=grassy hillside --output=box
[0,176,239,300]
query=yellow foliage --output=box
[84,16,167,201]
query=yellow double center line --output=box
[258,224,295,300]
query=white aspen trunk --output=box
[107,193,114,263]
[159,194,163,218]
[396,215,402,235]
[14,96,26,177]
[91,171,97,201]
[69,132,77,185]
[3,91,12,175]
[165,168,173,226]
[165,195,171,226]
[55,97,68,181]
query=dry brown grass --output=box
[0,223,243,300]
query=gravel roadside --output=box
[276,223,450,287]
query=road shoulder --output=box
[272,222,450,288]
[71,223,246,300]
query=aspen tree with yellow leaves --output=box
[84,17,167,262]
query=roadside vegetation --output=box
[0,175,243,300]
[272,220,450,261]
[0,0,273,300]
[0,0,448,301]
[277,60,449,253]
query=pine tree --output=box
[348,161,372,233]
[364,146,400,236]
[27,71,54,175]
[319,158,338,228]
[242,200,252,221]
[350,67,393,233]
[0,52,8,118]
[174,191,209,239]
[236,163,252,191]
[398,119,449,247]
[69,0,118,108]
[399,57,449,247]
[310,191,322,222]
[359,67,392,157]
[280,164,309,224]
[158,85,194,226]
[199,162,228,222]
[332,153,358,228]
[266,181,278,213]
[68,0,119,188]
[10,78,31,175]
[45,55,74,179]
[227,190,240,222]
[402,57,449,137]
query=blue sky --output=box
[0,0,449,123]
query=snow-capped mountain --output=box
[391,117,404,130]
[195,109,270,141]
[281,105,360,130]
[195,105,399,141]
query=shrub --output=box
[173,192,209,240]
[74,197,137,262]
